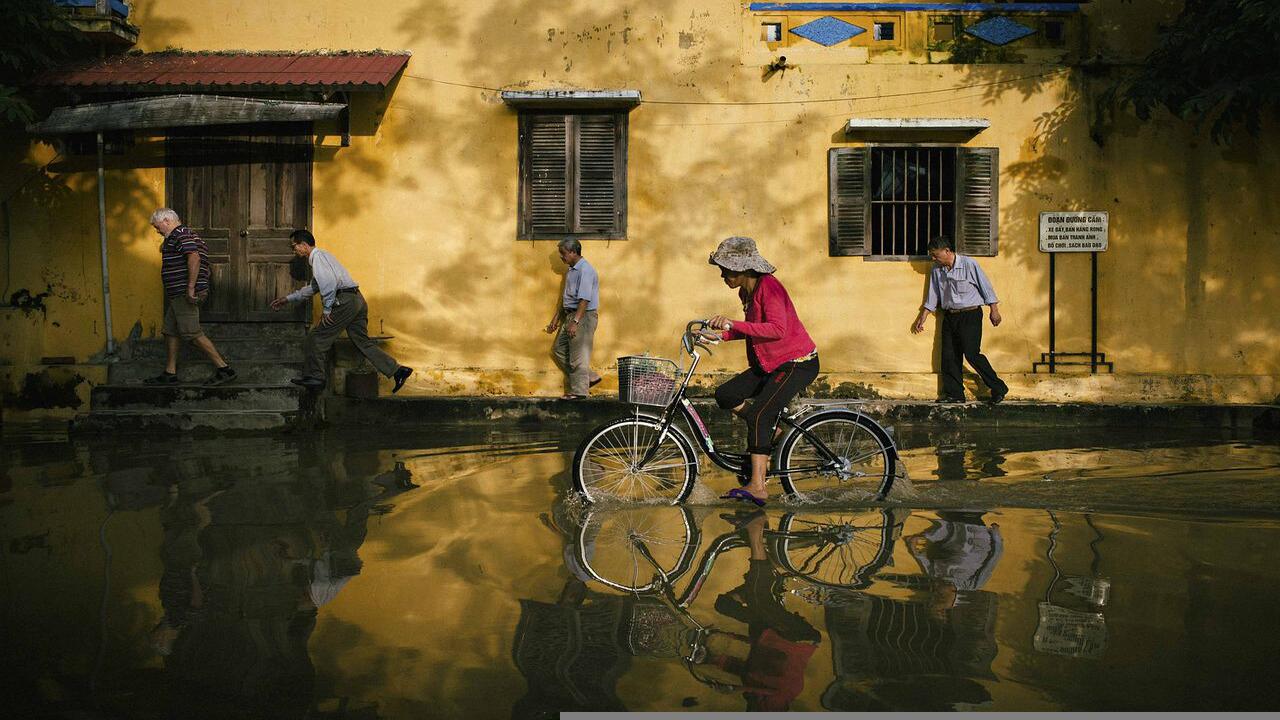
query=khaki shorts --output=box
[162,292,207,340]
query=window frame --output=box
[517,110,629,241]
[828,143,999,260]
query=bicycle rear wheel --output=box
[774,509,899,590]
[777,410,895,502]
[573,415,699,504]
[574,505,700,593]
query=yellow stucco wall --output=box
[3,0,1278,411]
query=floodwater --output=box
[2,419,1279,716]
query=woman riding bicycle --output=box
[706,236,820,507]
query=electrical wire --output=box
[401,67,1071,106]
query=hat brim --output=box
[709,253,776,274]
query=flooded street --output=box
[2,420,1279,716]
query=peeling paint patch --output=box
[8,288,51,316]
[808,377,883,400]
[5,370,85,410]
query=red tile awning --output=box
[37,51,411,92]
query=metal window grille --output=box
[870,147,956,256]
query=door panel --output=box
[244,133,312,321]
[167,126,312,322]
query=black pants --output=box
[715,357,819,454]
[940,309,1006,400]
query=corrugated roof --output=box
[37,52,411,91]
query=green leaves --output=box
[1113,0,1280,145]
[0,0,88,128]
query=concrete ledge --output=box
[325,396,1280,433]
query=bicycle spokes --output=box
[577,420,696,503]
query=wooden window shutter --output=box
[519,113,626,239]
[828,147,871,256]
[521,114,570,237]
[576,114,624,235]
[955,147,999,256]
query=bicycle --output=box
[572,320,899,505]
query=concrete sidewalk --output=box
[324,395,1280,433]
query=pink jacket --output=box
[721,274,817,373]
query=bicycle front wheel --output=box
[777,410,895,502]
[572,416,699,504]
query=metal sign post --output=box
[1033,211,1113,373]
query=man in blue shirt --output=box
[911,236,1008,403]
[544,239,601,399]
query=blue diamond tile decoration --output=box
[964,16,1036,46]
[790,16,866,47]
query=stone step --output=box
[91,383,308,413]
[108,360,304,385]
[124,336,306,363]
[72,409,306,434]
[198,322,309,341]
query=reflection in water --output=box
[517,503,906,714]
[5,425,1280,715]
[152,458,415,718]
[1033,511,1109,659]
[824,511,1002,711]
[87,439,417,719]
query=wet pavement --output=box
[2,419,1279,716]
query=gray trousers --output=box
[554,309,599,396]
[303,290,400,380]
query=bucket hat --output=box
[709,236,776,274]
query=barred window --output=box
[871,147,956,256]
[829,145,998,258]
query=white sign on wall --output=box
[1039,211,1109,253]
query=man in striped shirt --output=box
[146,208,236,386]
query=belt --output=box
[337,287,359,295]
[944,305,981,313]
[789,350,819,363]
[563,307,597,313]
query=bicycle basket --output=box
[617,355,679,407]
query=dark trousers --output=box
[715,357,819,454]
[302,290,400,381]
[940,309,1006,400]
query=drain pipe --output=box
[96,130,115,357]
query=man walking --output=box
[911,236,1009,403]
[270,229,412,393]
[543,239,601,399]
[146,208,237,386]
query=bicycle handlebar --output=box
[682,319,721,356]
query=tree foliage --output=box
[0,0,87,125]
[1111,0,1280,145]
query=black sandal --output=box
[144,372,179,385]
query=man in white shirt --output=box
[911,236,1008,403]
[270,229,413,393]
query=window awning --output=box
[501,90,641,110]
[36,51,411,92]
[27,95,347,135]
[845,117,991,133]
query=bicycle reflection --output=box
[513,503,913,715]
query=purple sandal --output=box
[719,487,767,507]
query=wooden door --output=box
[167,125,312,322]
